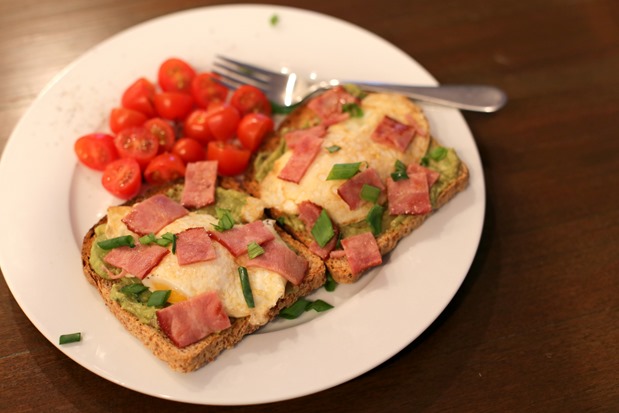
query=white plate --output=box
[0,4,485,405]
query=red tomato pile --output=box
[74,57,274,199]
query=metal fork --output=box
[213,55,507,113]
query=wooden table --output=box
[1,0,617,411]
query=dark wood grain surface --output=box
[1,0,618,411]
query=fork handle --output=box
[351,82,507,113]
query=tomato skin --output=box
[121,77,156,117]
[102,157,142,200]
[230,85,272,116]
[144,117,176,153]
[204,104,241,141]
[158,58,196,94]
[74,133,119,171]
[191,72,229,108]
[172,137,206,164]
[109,107,148,134]
[113,126,159,170]
[144,152,186,185]
[237,113,274,152]
[206,141,251,176]
[183,109,214,144]
[154,92,195,120]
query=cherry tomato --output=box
[144,117,176,153]
[113,126,159,170]
[237,113,274,152]
[191,72,229,108]
[109,107,148,134]
[230,85,272,116]
[157,58,196,94]
[154,92,194,120]
[102,157,142,200]
[121,77,156,117]
[144,153,186,185]
[204,103,241,141]
[74,133,119,171]
[206,141,251,176]
[183,109,214,144]
[172,137,206,164]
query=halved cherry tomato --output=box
[183,109,214,144]
[74,133,119,171]
[109,107,148,134]
[144,117,176,153]
[172,137,206,164]
[206,141,251,176]
[237,113,274,152]
[154,92,194,120]
[204,103,241,141]
[102,157,142,199]
[121,77,156,117]
[230,85,272,116]
[191,72,229,108]
[144,153,186,185]
[113,126,159,169]
[157,58,196,94]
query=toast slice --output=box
[81,181,325,372]
[243,88,470,283]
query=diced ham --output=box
[336,168,385,210]
[284,125,326,149]
[157,291,231,348]
[387,171,432,215]
[238,239,308,285]
[341,232,383,276]
[209,221,275,257]
[277,130,323,184]
[181,161,218,208]
[370,115,417,152]
[122,194,189,236]
[307,86,358,126]
[176,227,217,265]
[297,201,338,259]
[407,163,440,187]
[103,244,169,279]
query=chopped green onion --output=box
[311,210,335,247]
[147,290,171,307]
[325,145,341,153]
[306,299,334,312]
[139,233,156,245]
[213,208,235,232]
[278,298,310,319]
[97,235,135,250]
[247,242,265,259]
[390,159,409,181]
[324,271,338,292]
[326,162,362,180]
[420,156,429,167]
[157,232,176,253]
[238,267,255,308]
[59,332,81,345]
[366,204,385,236]
[428,146,448,161]
[342,102,363,117]
[270,13,279,26]
[360,184,381,203]
[120,283,149,296]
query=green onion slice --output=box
[342,102,364,117]
[59,332,81,345]
[97,235,135,250]
[326,162,362,180]
[213,208,235,232]
[311,210,335,247]
[390,159,409,181]
[120,283,149,296]
[360,184,381,203]
[306,299,334,312]
[324,271,338,292]
[279,298,311,319]
[147,290,171,307]
[428,146,448,161]
[325,145,341,153]
[366,204,385,236]
[247,242,265,259]
[139,233,156,245]
[238,267,255,308]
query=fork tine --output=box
[215,55,277,79]
[212,66,269,93]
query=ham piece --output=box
[370,115,417,152]
[157,291,231,348]
[181,160,218,208]
[407,163,440,187]
[103,244,169,279]
[297,201,338,259]
[341,232,383,276]
[307,86,358,126]
[336,167,385,210]
[387,171,432,215]
[209,221,275,257]
[176,227,217,265]
[122,194,189,235]
[238,238,308,285]
[277,127,325,184]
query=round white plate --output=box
[0,4,485,405]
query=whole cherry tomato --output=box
[237,113,274,152]
[157,58,196,94]
[204,103,240,141]
[74,133,119,171]
[206,141,251,176]
[144,152,186,185]
[109,107,148,134]
[154,92,195,120]
[102,157,142,199]
[183,109,214,144]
